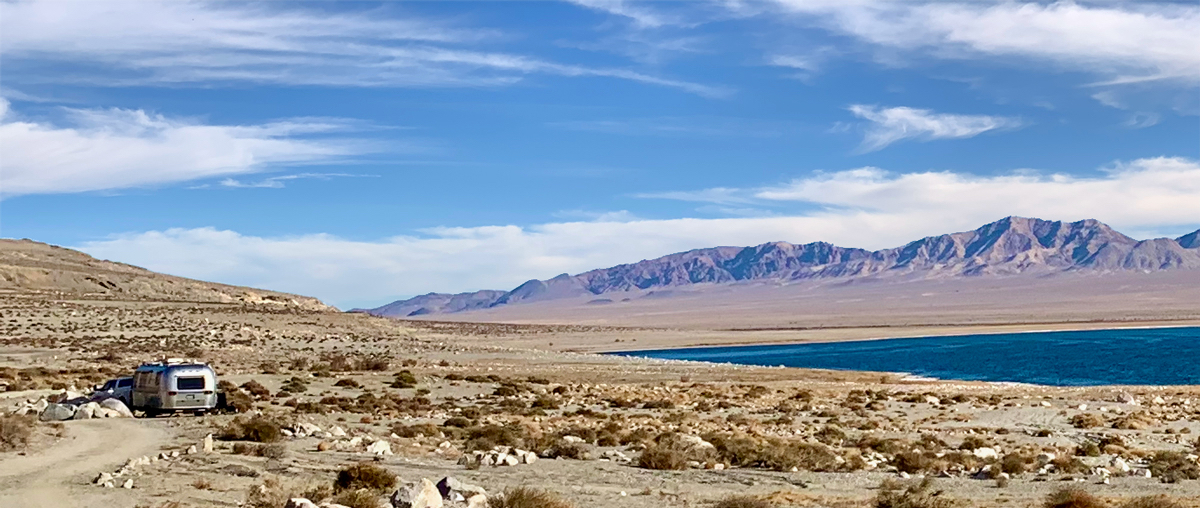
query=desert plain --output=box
[2,240,1199,508]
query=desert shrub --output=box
[638,442,690,470]
[706,433,764,467]
[531,396,561,409]
[334,463,396,493]
[443,417,473,428]
[241,380,272,399]
[1118,496,1184,508]
[464,425,523,451]
[958,436,991,451]
[332,488,382,508]
[1071,413,1105,429]
[221,415,284,443]
[814,425,847,446]
[224,389,255,413]
[714,495,771,508]
[493,385,520,397]
[762,440,839,472]
[1000,452,1032,475]
[540,440,592,460]
[392,423,441,438]
[391,370,418,389]
[1044,488,1105,508]
[893,451,940,474]
[489,486,574,508]
[1148,451,1200,483]
[0,414,34,451]
[334,378,362,388]
[874,477,953,508]
[245,477,332,508]
[1076,442,1101,457]
[357,357,390,372]
[642,399,675,409]
[281,377,308,393]
[1053,456,1090,474]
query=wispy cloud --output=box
[566,0,682,28]
[0,97,380,197]
[550,116,787,137]
[767,1,1200,85]
[77,157,1200,307]
[847,105,1021,152]
[0,0,723,96]
[211,173,376,190]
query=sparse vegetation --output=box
[488,486,574,508]
[221,415,285,443]
[1043,488,1105,508]
[874,477,954,508]
[714,495,772,508]
[0,414,34,451]
[334,463,396,493]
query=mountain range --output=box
[362,217,1200,318]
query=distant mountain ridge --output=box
[361,217,1200,318]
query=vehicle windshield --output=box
[176,376,206,390]
[101,380,116,390]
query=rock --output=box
[561,435,584,443]
[348,436,363,448]
[1116,392,1138,405]
[391,478,443,508]
[502,454,519,466]
[1152,396,1165,405]
[924,396,941,405]
[1112,457,1131,473]
[465,494,488,508]
[74,402,100,420]
[973,447,1000,460]
[318,504,352,508]
[99,398,134,417]
[49,390,84,404]
[437,476,487,502]
[1037,453,1056,465]
[121,479,134,489]
[40,403,77,421]
[285,499,319,508]
[95,407,121,418]
[186,445,198,454]
[367,440,393,456]
[203,434,214,453]
[522,451,538,464]
[331,426,347,437]
[94,472,113,485]
[317,441,332,452]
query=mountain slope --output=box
[365,217,1200,317]
[0,239,332,311]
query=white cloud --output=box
[769,1,1200,85]
[848,105,1021,152]
[0,0,722,96]
[566,0,681,28]
[0,98,374,196]
[76,157,1200,308]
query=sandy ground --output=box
[2,295,1199,508]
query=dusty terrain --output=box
[2,295,1199,508]
[1,241,1198,508]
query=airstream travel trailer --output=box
[131,359,219,415]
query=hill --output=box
[0,238,332,311]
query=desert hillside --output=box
[0,239,332,312]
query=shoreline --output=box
[588,319,1200,354]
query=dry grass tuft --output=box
[1118,496,1184,508]
[1043,488,1106,508]
[331,488,382,508]
[874,478,954,508]
[334,463,396,493]
[221,415,285,443]
[0,414,35,452]
[488,487,574,508]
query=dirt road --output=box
[0,418,168,508]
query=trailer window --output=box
[177,377,206,390]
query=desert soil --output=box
[2,294,1199,508]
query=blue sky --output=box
[1,0,1198,309]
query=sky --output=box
[1,0,1198,309]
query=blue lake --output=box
[612,327,1200,386]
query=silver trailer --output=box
[131,359,219,415]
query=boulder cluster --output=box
[285,476,487,508]
[10,390,134,421]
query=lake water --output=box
[612,327,1200,386]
